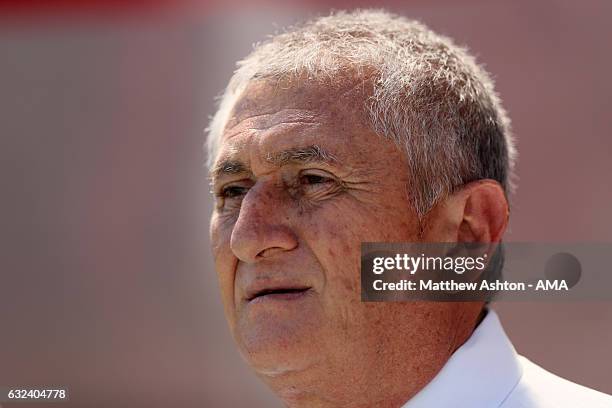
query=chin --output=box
[235,315,325,376]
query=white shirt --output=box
[402,310,612,408]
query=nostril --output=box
[258,247,289,258]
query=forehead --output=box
[216,76,375,163]
[228,76,363,124]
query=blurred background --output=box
[0,0,611,406]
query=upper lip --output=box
[245,282,312,301]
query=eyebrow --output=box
[265,145,337,166]
[210,145,338,181]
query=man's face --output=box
[209,77,458,392]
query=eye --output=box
[300,173,331,185]
[221,185,249,198]
[299,170,335,186]
[213,181,252,210]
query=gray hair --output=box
[206,9,517,216]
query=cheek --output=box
[299,206,365,295]
[210,214,238,322]
[301,199,420,292]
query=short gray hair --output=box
[206,9,517,216]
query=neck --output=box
[263,368,418,408]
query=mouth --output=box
[247,287,312,303]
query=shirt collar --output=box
[402,310,523,408]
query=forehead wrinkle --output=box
[214,120,326,177]
[212,105,340,182]
[224,108,320,140]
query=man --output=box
[206,9,611,407]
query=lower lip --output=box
[248,289,311,305]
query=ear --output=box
[421,180,509,243]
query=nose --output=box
[230,182,298,263]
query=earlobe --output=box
[456,180,509,243]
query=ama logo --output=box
[535,280,569,291]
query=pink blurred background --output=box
[0,1,611,406]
